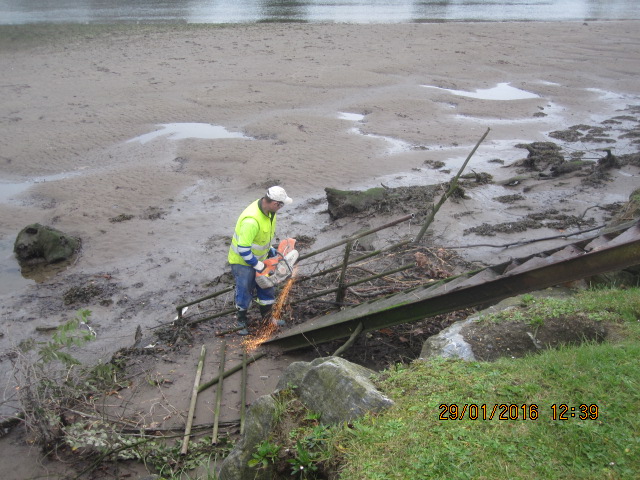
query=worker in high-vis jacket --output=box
[228,186,293,335]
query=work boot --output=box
[236,309,249,336]
[260,304,285,327]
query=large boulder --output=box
[277,356,394,424]
[324,185,439,220]
[14,223,79,264]
[218,357,394,480]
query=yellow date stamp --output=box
[439,404,599,421]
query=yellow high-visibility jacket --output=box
[228,199,276,267]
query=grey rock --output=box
[293,357,394,425]
[419,318,476,361]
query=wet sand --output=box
[0,21,639,477]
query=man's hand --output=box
[254,257,278,273]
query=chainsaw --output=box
[255,237,299,289]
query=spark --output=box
[243,267,297,352]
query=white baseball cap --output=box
[266,186,293,205]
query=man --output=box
[228,186,293,335]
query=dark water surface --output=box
[1,0,638,25]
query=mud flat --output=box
[0,21,639,478]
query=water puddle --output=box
[422,82,539,100]
[0,237,34,295]
[127,123,251,144]
[0,171,85,205]
[338,112,411,154]
[338,112,365,122]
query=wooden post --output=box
[336,241,352,305]
[180,345,206,455]
[240,348,248,435]
[212,340,227,445]
[414,127,490,243]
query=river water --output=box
[1,0,638,25]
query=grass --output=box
[332,287,640,480]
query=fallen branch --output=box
[333,323,364,357]
[198,352,266,393]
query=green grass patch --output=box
[480,287,640,325]
[333,288,640,480]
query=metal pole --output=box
[289,263,416,305]
[176,286,234,313]
[298,214,414,262]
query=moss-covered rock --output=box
[14,223,80,264]
[325,185,439,220]
[288,357,394,424]
[325,187,387,219]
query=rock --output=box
[278,356,394,424]
[324,185,439,220]
[217,395,279,480]
[14,223,79,264]
[325,187,387,219]
[218,357,394,479]
[515,141,564,172]
[419,318,476,361]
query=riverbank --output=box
[0,21,639,478]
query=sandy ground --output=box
[1,21,639,478]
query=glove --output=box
[254,261,265,272]
[268,247,278,258]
